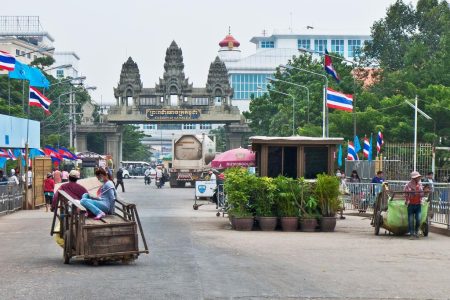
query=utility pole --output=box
[69,85,73,148]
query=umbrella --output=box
[211,148,255,169]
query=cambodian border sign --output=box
[145,109,201,120]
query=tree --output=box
[30,56,55,69]
[122,125,151,161]
[209,126,227,153]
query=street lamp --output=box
[258,85,296,136]
[280,64,328,137]
[15,47,55,57]
[266,78,310,123]
[43,64,72,72]
[405,96,432,171]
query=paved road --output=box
[1,179,449,299]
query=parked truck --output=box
[169,134,216,188]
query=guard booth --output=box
[250,136,343,179]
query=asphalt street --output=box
[1,179,450,300]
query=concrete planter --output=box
[280,217,298,231]
[299,218,318,232]
[258,217,278,231]
[320,216,337,232]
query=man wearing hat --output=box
[404,171,424,239]
[51,170,88,211]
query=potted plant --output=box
[273,176,300,231]
[224,168,254,231]
[299,195,320,232]
[315,174,341,232]
[253,177,277,231]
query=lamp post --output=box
[258,85,296,135]
[280,64,328,137]
[405,96,432,171]
[15,47,55,57]
[266,78,310,123]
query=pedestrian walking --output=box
[61,169,69,183]
[53,168,62,184]
[43,173,55,212]
[9,169,19,185]
[115,168,125,192]
[404,171,424,239]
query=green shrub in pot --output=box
[253,177,276,217]
[273,176,300,218]
[315,173,340,217]
[224,167,255,218]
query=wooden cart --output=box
[50,191,149,264]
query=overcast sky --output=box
[3,0,418,104]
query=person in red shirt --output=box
[51,170,88,211]
[43,173,55,212]
[53,168,62,184]
[404,171,424,239]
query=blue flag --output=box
[8,60,31,80]
[353,135,361,153]
[338,144,343,167]
[29,67,50,88]
[0,157,6,168]
[368,134,373,162]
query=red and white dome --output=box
[219,34,240,48]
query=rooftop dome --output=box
[219,34,240,48]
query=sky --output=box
[2,0,418,104]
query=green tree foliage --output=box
[209,126,227,152]
[245,0,449,149]
[30,56,55,68]
[121,125,151,161]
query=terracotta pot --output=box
[234,217,254,231]
[320,216,337,232]
[258,217,278,231]
[299,218,318,232]
[280,217,298,231]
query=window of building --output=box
[182,123,196,130]
[267,146,298,178]
[230,73,272,100]
[26,53,31,59]
[314,39,327,53]
[33,55,37,60]
[348,39,361,58]
[200,123,212,130]
[15,49,20,56]
[260,40,274,48]
[159,124,182,130]
[192,98,209,105]
[143,124,157,130]
[297,39,310,50]
[331,40,344,56]
[56,69,64,78]
[304,147,328,179]
[140,97,157,105]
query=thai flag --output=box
[7,149,16,160]
[0,149,10,158]
[363,136,370,159]
[326,88,353,112]
[324,49,340,83]
[347,141,358,161]
[0,50,15,71]
[377,131,384,154]
[29,86,52,114]
[58,146,78,160]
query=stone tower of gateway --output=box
[102,40,248,162]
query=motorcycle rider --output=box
[155,166,163,188]
[144,167,151,185]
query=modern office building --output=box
[0,16,54,65]
[50,51,80,79]
[219,29,371,112]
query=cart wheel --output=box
[216,212,220,217]
[193,204,199,210]
[63,231,70,264]
[422,222,429,237]
[374,212,382,236]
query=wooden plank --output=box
[59,190,86,211]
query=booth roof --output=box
[249,136,344,145]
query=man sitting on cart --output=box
[52,170,88,212]
[404,171,424,239]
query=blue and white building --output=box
[219,29,371,112]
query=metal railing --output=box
[343,181,450,229]
[0,183,23,215]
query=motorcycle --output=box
[155,176,162,188]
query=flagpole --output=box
[25,81,31,209]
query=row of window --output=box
[138,97,215,106]
[260,41,275,48]
[231,73,272,100]
[142,123,212,130]
[14,49,38,60]
[297,39,363,57]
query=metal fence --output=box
[343,181,450,229]
[0,183,23,215]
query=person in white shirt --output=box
[209,170,217,185]
[9,169,19,185]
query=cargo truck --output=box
[169,134,216,188]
